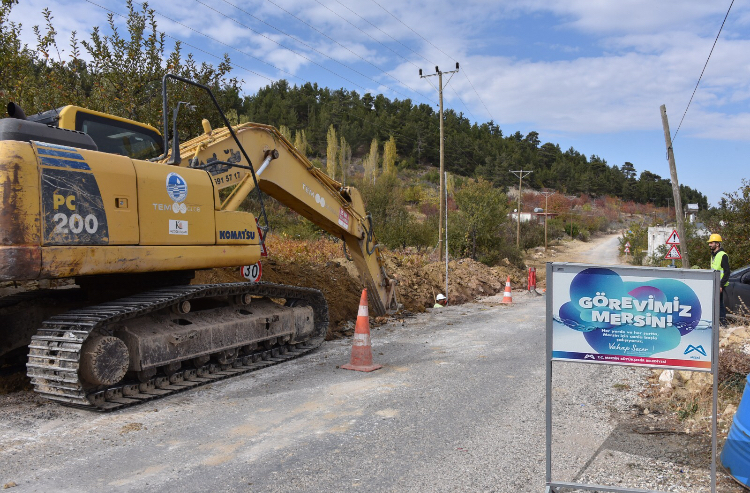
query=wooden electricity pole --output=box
[660,104,690,268]
[541,190,554,251]
[421,63,459,261]
[510,170,533,248]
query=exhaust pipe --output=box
[7,102,26,120]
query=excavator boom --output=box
[174,121,399,315]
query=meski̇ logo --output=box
[166,173,188,203]
[684,345,707,356]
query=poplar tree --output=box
[326,124,338,179]
[382,135,397,176]
[338,135,351,185]
[278,125,292,142]
[293,129,309,156]
[364,138,379,184]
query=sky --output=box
[8,0,750,206]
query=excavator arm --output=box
[169,121,399,316]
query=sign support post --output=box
[545,262,719,493]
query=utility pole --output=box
[510,170,533,248]
[666,197,671,221]
[445,171,449,300]
[420,62,459,260]
[660,104,690,268]
[541,190,554,251]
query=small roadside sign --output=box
[624,246,630,254]
[666,229,680,245]
[241,262,262,283]
[665,244,682,260]
[625,241,631,248]
[257,227,267,257]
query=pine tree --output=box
[326,125,338,179]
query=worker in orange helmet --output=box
[708,233,729,326]
[434,293,447,308]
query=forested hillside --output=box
[240,81,708,209]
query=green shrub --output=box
[518,221,545,250]
[565,222,580,238]
[403,184,425,205]
[620,223,647,265]
[424,169,440,184]
[546,218,566,242]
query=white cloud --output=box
[9,0,750,145]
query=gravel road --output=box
[0,235,742,492]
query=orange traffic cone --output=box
[342,289,382,372]
[501,276,513,304]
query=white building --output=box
[686,204,699,223]
[647,226,676,259]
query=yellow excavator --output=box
[0,75,398,410]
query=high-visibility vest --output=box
[711,250,730,287]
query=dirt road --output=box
[566,233,622,265]
[0,236,741,492]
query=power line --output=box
[86,0,485,172]
[673,0,735,142]
[367,0,495,122]
[312,0,422,77]
[369,0,454,63]
[448,84,476,122]
[214,0,435,105]
[321,0,478,120]
[462,72,494,121]
[85,0,285,84]
[188,0,372,93]
[331,0,430,67]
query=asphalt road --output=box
[0,235,732,492]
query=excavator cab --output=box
[20,104,164,160]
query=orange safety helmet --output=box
[707,233,723,243]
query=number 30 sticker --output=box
[241,262,262,283]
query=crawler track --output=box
[26,282,328,411]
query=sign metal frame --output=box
[545,262,719,493]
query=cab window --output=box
[76,112,163,160]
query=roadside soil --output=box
[0,234,608,394]
[2,232,747,491]
[194,235,600,339]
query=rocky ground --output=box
[2,233,750,491]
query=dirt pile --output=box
[195,253,526,339]
[384,256,525,312]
